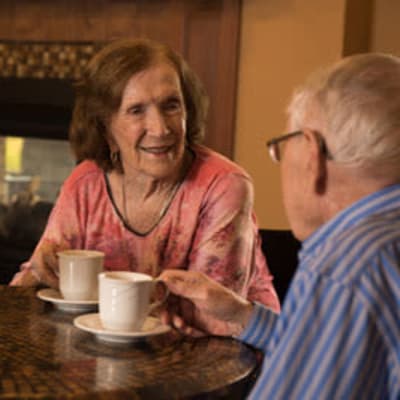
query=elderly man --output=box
[160,53,400,399]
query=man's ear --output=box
[303,129,327,195]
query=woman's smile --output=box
[139,144,175,155]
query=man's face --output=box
[280,132,309,240]
[280,124,325,241]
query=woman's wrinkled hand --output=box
[31,243,63,288]
[159,270,254,337]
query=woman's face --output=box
[109,62,187,180]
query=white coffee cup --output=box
[58,249,104,301]
[99,271,168,332]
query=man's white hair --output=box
[287,53,400,171]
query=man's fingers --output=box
[171,314,207,337]
[160,270,211,301]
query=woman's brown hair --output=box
[69,38,209,171]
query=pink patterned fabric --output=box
[11,145,280,312]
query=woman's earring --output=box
[111,150,120,167]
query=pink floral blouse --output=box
[12,145,280,312]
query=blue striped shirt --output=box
[240,184,400,399]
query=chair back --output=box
[259,229,301,302]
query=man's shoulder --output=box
[340,211,400,252]
[316,214,400,283]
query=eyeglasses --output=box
[266,130,333,163]
[266,131,303,163]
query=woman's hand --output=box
[31,243,62,288]
[159,270,254,337]
[10,243,61,288]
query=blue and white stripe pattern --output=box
[240,184,400,399]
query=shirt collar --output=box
[299,183,400,261]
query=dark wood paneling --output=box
[0,0,241,158]
[343,0,373,56]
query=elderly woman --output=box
[11,38,279,314]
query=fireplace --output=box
[0,40,100,197]
[0,40,97,283]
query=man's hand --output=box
[159,270,254,337]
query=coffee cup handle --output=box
[149,278,170,312]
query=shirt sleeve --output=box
[242,271,394,399]
[187,172,280,312]
[238,302,279,349]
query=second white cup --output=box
[99,271,168,332]
[58,249,104,301]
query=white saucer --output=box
[37,288,98,313]
[73,313,171,344]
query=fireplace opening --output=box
[1,77,74,140]
[0,135,75,284]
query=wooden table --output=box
[0,286,260,399]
